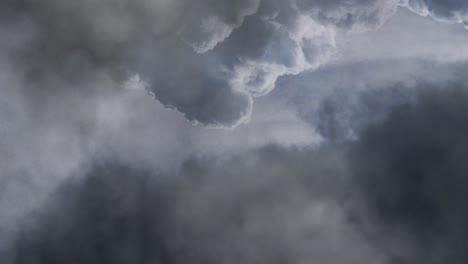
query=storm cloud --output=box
[2,1,468,264]
[0,0,416,127]
[2,148,383,264]
[347,86,468,263]
[3,85,468,263]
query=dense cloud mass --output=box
[3,149,382,264]
[3,86,468,264]
[350,87,468,263]
[2,1,468,264]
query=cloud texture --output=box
[3,148,383,264]
[4,85,468,264]
[349,86,468,263]
[2,1,468,264]
[0,0,417,127]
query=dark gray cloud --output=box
[8,162,172,264]
[0,0,259,126]
[0,0,414,127]
[4,84,468,264]
[5,0,466,127]
[274,83,468,262]
[349,86,468,263]
[2,1,468,264]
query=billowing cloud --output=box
[2,1,468,263]
[407,0,468,28]
[6,85,468,264]
[297,0,405,30]
[0,0,421,127]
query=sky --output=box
[1,0,468,263]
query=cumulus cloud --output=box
[0,0,424,127]
[280,60,468,142]
[0,69,322,243]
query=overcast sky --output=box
[1,1,468,263]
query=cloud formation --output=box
[0,0,419,127]
[3,148,383,264]
[5,84,468,264]
[2,2,468,264]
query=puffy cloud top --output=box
[0,0,466,127]
[0,0,417,127]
